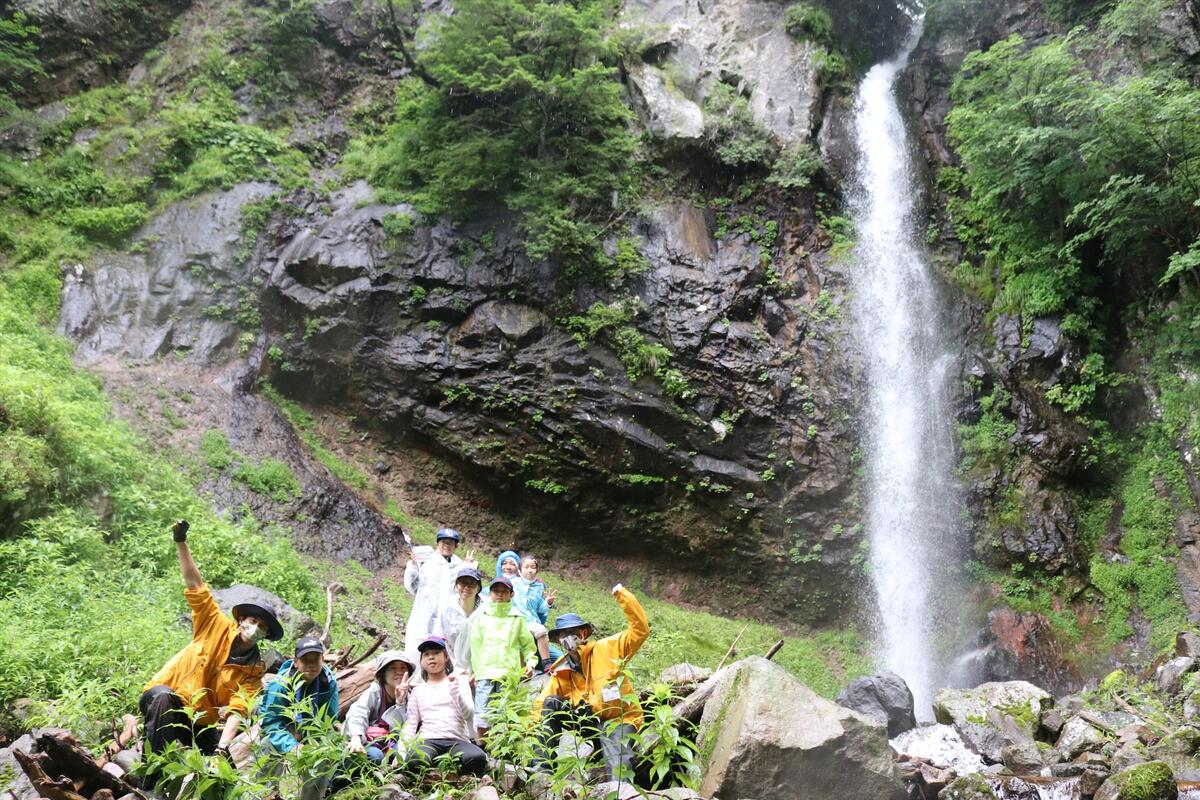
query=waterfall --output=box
[848,23,967,718]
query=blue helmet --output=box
[548,613,593,642]
[435,528,462,543]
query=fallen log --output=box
[334,664,377,720]
[35,732,142,799]
[13,748,89,800]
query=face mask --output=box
[239,619,265,643]
[560,634,581,653]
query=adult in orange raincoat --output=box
[140,520,284,758]
[535,584,649,780]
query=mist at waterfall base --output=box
[848,24,980,719]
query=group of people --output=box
[140,521,651,792]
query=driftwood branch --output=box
[345,633,388,669]
[715,624,749,672]
[321,582,345,645]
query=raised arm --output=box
[608,584,649,659]
[173,520,203,589]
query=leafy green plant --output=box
[702,83,775,168]
[200,430,237,471]
[783,4,834,46]
[768,143,822,191]
[60,203,148,243]
[233,457,301,502]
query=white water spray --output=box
[849,25,967,717]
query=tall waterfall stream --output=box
[849,25,968,717]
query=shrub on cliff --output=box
[347,0,638,268]
[946,34,1200,343]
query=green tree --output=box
[368,0,638,268]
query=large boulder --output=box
[836,670,917,737]
[1055,715,1107,761]
[1155,656,1197,699]
[619,0,823,146]
[933,681,1051,740]
[695,657,904,800]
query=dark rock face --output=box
[255,181,865,620]
[836,671,917,737]
[58,182,278,366]
[9,0,192,106]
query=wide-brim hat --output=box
[548,613,592,642]
[231,602,285,641]
[374,649,418,681]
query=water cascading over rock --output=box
[848,24,971,717]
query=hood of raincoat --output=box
[495,550,521,578]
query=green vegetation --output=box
[233,457,301,502]
[945,33,1200,349]
[561,301,694,398]
[0,278,317,744]
[200,430,237,470]
[1087,432,1189,649]
[0,10,43,114]
[702,84,775,168]
[783,4,833,45]
[956,385,1016,475]
[342,0,638,268]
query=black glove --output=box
[172,519,189,543]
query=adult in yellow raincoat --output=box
[535,584,649,779]
[140,520,284,758]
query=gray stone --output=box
[890,724,987,776]
[1149,726,1200,775]
[1080,766,1110,797]
[695,656,904,800]
[587,782,644,800]
[1056,716,1108,761]
[1155,656,1197,698]
[0,733,37,800]
[618,0,822,146]
[59,182,279,366]
[1110,742,1148,773]
[836,670,917,737]
[625,62,704,142]
[941,773,999,800]
[658,663,712,686]
[1001,741,1044,774]
[933,682,1048,764]
[1176,631,1200,658]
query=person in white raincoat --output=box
[403,529,465,653]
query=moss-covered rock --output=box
[1095,761,1177,800]
[941,773,998,800]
